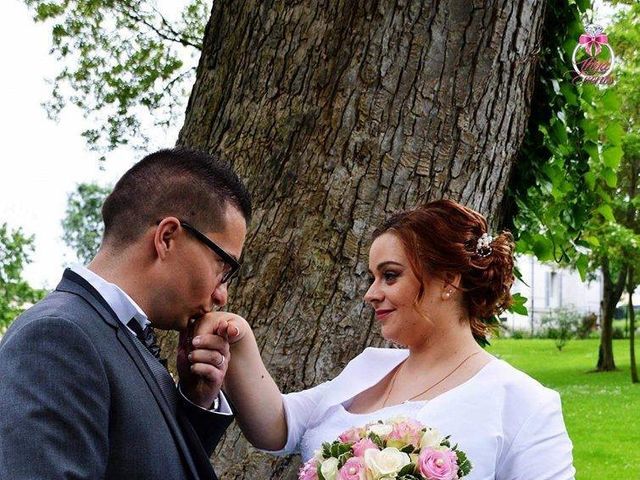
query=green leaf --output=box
[399,444,415,454]
[576,255,590,281]
[580,120,599,141]
[596,204,615,222]
[601,89,621,111]
[368,432,384,449]
[584,171,596,190]
[602,167,617,188]
[455,448,473,476]
[604,123,625,146]
[509,293,529,316]
[584,236,600,248]
[532,235,555,262]
[398,464,416,476]
[602,146,624,169]
[549,120,568,145]
[584,141,599,163]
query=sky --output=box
[0,1,184,289]
[0,0,620,290]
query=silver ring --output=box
[215,354,225,367]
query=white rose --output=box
[320,457,339,480]
[419,427,443,449]
[366,423,393,437]
[363,447,411,479]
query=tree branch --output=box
[115,4,202,50]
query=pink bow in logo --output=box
[579,33,608,57]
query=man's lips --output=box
[375,309,395,319]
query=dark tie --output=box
[127,318,167,367]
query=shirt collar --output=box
[69,264,150,331]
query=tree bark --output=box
[628,267,638,383]
[174,1,547,478]
[597,257,625,371]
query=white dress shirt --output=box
[70,264,231,415]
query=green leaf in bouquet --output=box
[455,449,473,477]
[321,442,332,458]
[399,444,416,454]
[398,463,418,477]
[329,441,352,458]
[337,451,353,468]
[440,435,451,448]
[398,475,421,480]
[368,432,385,449]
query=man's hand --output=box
[176,316,230,409]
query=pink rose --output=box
[388,419,423,447]
[338,457,365,480]
[339,427,363,443]
[417,448,458,480]
[351,438,379,457]
[298,458,319,480]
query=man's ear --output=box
[154,217,181,260]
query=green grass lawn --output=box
[486,338,640,480]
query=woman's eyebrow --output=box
[368,261,403,274]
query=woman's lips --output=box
[375,309,395,320]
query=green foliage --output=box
[397,464,416,477]
[510,0,639,371]
[576,312,598,339]
[397,473,421,480]
[508,328,531,339]
[509,292,528,316]
[540,307,581,351]
[510,0,598,270]
[0,224,46,330]
[367,432,384,449]
[24,0,210,153]
[455,448,472,477]
[321,440,352,459]
[61,182,111,263]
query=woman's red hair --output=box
[372,199,515,339]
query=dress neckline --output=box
[343,355,498,415]
[341,398,427,417]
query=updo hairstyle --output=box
[372,199,515,339]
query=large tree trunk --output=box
[175,1,546,478]
[597,257,625,371]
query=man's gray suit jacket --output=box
[0,269,233,479]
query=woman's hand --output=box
[205,311,251,345]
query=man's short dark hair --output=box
[101,148,252,246]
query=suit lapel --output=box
[56,269,207,480]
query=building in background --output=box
[503,255,602,334]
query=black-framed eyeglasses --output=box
[180,220,241,283]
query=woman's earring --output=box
[443,290,452,300]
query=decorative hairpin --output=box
[476,232,493,257]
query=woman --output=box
[205,199,575,479]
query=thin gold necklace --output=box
[382,351,482,407]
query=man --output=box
[0,148,252,479]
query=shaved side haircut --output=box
[101,148,252,247]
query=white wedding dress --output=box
[265,348,575,480]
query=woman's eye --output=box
[383,271,398,282]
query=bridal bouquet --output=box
[298,417,471,480]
